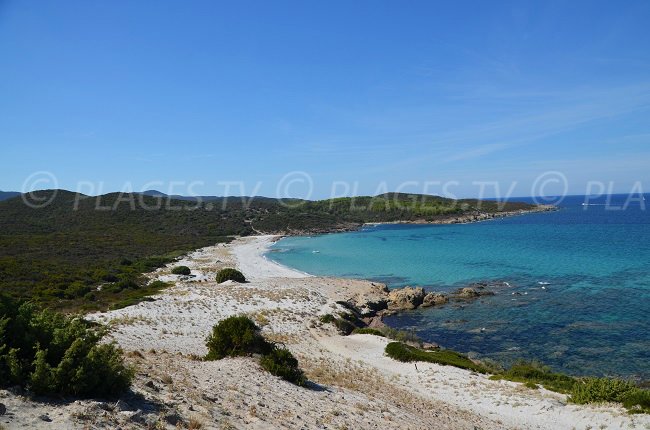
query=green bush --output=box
[352,328,386,337]
[0,293,133,398]
[205,316,271,360]
[490,361,650,413]
[215,268,245,283]
[492,360,576,394]
[171,266,191,276]
[333,317,356,335]
[377,326,422,344]
[570,377,638,405]
[319,312,363,335]
[260,347,306,386]
[621,389,650,414]
[205,316,306,386]
[385,342,487,373]
[319,314,335,323]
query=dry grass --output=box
[187,416,204,429]
[108,314,154,326]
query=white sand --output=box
[2,235,647,429]
[230,235,309,280]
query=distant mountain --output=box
[0,191,20,202]
[139,189,168,197]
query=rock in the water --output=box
[388,286,426,310]
[421,292,448,307]
[459,287,480,297]
[455,287,495,299]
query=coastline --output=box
[362,204,557,228]
[4,234,646,429]
[278,204,557,236]
[232,237,648,429]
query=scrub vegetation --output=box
[0,190,535,311]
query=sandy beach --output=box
[2,235,648,429]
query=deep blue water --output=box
[268,194,650,379]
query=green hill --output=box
[0,190,539,311]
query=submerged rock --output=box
[457,287,480,298]
[454,287,495,299]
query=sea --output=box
[267,194,650,380]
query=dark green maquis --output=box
[205,315,271,360]
[171,265,191,275]
[260,347,305,386]
[215,268,245,283]
[0,293,133,398]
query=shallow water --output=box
[268,195,650,379]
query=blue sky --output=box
[1,0,649,199]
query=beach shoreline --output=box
[3,234,646,429]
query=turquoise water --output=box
[268,195,650,379]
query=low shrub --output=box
[205,316,271,360]
[205,316,306,386]
[260,348,306,386]
[332,317,356,335]
[491,361,650,413]
[352,328,385,337]
[319,314,335,323]
[385,342,487,373]
[0,293,133,398]
[319,312,362,335]
[378,326,422,345]
[171,266,191,276]
[215,268,245,283]
[621,389,650,414]
[570,377,637,405]
[492,360,576,394]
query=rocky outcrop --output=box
[387,286,426,310]
[363,315,386,328]
[348,282,390,316]
[453,286,495,299]
[421,292,448,307]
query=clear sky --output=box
[1,0,649,199]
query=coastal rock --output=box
[363,315,386,328]
[421,342,440,350]
[453,287,495,299]
[421,292,448,307]
[349,282,390,316]
[388,286,425,310]
[457,287,480,298]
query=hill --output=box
[0,191,20,201]
[0,189,541,311]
